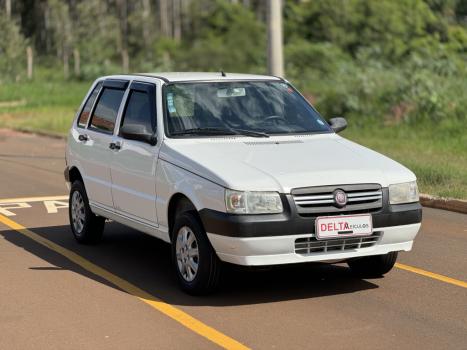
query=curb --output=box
[14,127,67,140]
[420,194,467,215]
[0,127,66,140]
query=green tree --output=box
[74,0,120,78]
[289,0,445,61]
[0,11,27,81]
[176,0,266,72]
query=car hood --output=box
[159,134,416,193]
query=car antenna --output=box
[221,71,226,77]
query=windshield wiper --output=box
[170,127,238,136]
[170,127,269,138]
[228,128,269,138]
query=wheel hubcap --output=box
[71,191,85,234]
[175,226,199,282]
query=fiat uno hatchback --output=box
[65,73,422,294]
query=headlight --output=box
[389,181,419,204]
[225,190,283,214]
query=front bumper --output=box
[208,223,421,266]
[199,194,422,266]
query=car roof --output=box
[101,72,282,83]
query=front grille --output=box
[295,232,382,255]
[292,184,383,216]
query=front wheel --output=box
[347,252,398,277]
[171,212,221,295]
[69,180,105,244]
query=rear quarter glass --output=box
[77,82,103,128]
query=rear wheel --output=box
[172,212,221,295]
[69,180,105,244]
[347,252,398,277]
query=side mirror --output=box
[120,124,157,146]
[328,117,347,133]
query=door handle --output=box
[78,134,88,142]
[109,142,121,150]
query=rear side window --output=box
[77,82,102,128]
[89,88,125,133]
[121,90,155,133]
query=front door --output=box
[110,81,159,225]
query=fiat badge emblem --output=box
[334,189,347,207]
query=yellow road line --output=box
[395,263,467,289]
[0,195,68,204]
[0,213,249,350]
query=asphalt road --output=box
[0,129,466,350]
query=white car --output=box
[65,72,422,294]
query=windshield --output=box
[163,81,331,137]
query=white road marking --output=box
[0,202,32,216]
[43,200,69,214]
[0,195,68,204]
[0,195,69,216]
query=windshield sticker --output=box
[279,83,293,94]
[167,93,176,113]
[217,87,246,98]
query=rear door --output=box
[78,79,128,210]
[110,81,159,225]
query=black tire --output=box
[69,180,105,244]
[171,212,221,295]
[347,252,398,277]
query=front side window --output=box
[77,81,102,128]
[89,88,125,133]
[120,90,155,134]
[164,81,331,137]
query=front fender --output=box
[155,159,226,230]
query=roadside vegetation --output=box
[0,0,466,198]
[343,127,467,199]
